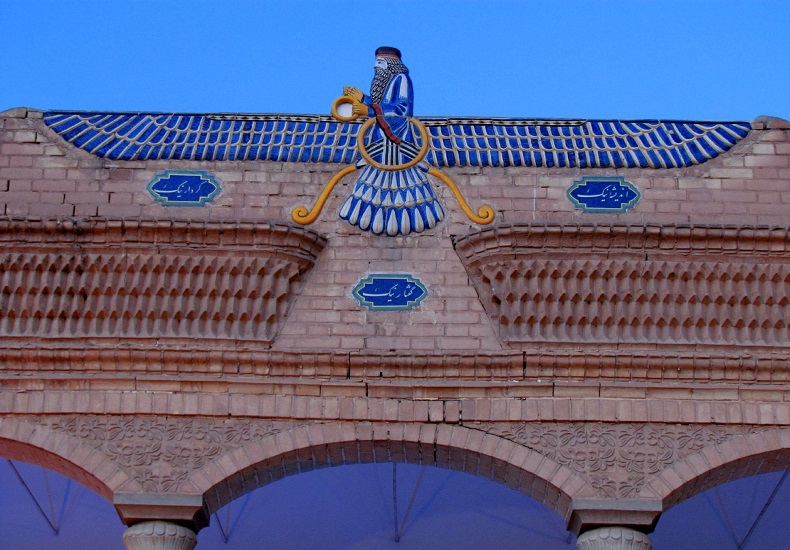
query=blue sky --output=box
[2,1,788,121]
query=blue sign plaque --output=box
[147,170,221,206]
[353,274,427,311]
[567,176,640,213]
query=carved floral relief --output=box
[42,416,299,492]
[477,422,766,498]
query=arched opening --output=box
[0,418,137,499]
[194,422,583,525]
[198,462,577,549]
[643,429,790,548]
[649,431,790,511]
[0,458,125,549]
[652,471,790,549]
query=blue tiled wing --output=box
[44,112,751,169]
[421,118,752,169]
[43,112,361,163]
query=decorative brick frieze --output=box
[0,217,325,344]
[455,223,790,347]
[476,422,767,499]
[41,415,299,493]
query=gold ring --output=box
[356,117,430,171]
[331,97,360,122]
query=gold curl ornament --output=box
[291,165,357,225]
[428,167,495,225]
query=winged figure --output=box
[43,47,751,235]
[43,112,752,169]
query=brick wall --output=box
[2,108,787,357]
[2,110,788,229]
[0,107,789,534]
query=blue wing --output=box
[43,112,360,163]
[422,118,751,169]
[43,112,750,169]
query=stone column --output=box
[123,520,198,550]
[576,526,651,550]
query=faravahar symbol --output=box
[292,46,494,236]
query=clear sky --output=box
[2,1,788,121]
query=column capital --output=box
[123,521,197,550]
[114,493,208,533]
[569,498,661,534]
[577,526,651,550]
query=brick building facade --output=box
[0,106,788,549]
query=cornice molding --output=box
[454,223,790,259]
[455,223,790,348]
[0,217,326,344]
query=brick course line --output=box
[2,390,789,424]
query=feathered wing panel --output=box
[42,112,361,163]
[43,112,751,169]
[421,118,752,169]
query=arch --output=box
[188,421,587,526]
[0,417,139,499]
[648,426,790,510]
